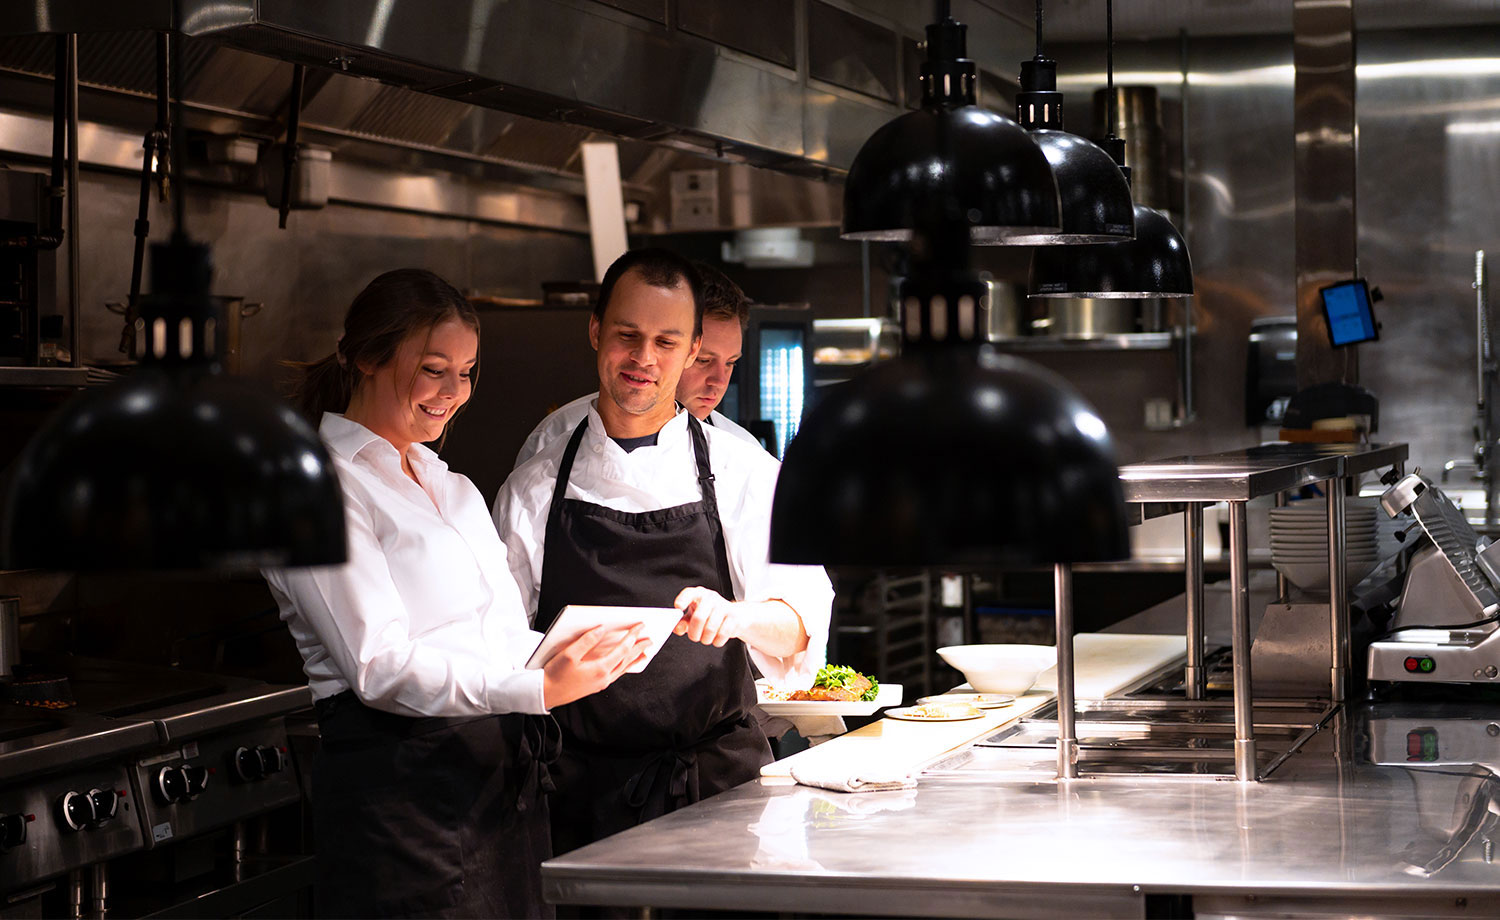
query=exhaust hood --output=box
[0,0,1035,179]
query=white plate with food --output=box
[755,665,901,716]
[916,692,1016,709]
[884,702,985,722]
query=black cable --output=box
[1106,0,1116,138]
[1036,0,1044,58]
[171,32,185,237]
[937,0,950,22]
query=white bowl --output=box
[1271,556,1379,591]
[937,644,1056,694]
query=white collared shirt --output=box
[514,393,762,469]
[263,413,546,718]
[493,401,832,686]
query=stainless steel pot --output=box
[106,296,262,373]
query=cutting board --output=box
[761,633,1185,780]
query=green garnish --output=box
[812,664,880,702]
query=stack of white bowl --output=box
[1269,497,1381,592]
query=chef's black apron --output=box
[311,691,560,919]
[537,414,771,859]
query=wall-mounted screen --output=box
[1319,279,1379,347]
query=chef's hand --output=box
[673,586,743,648]
[542,625,649,709]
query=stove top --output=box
[0,657,308,784]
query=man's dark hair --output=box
[692,262,750,330]
[595,248,705,338]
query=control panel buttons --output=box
[182,765,209,799]
[1403,656,1436,674]
[57,791,94,832]
[88,788,119,824]
[232,745,287,783]
[0,813,29,850]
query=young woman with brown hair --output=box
[265,268,648,918]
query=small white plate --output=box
[885,705,985,722]
[917,692,1016,709]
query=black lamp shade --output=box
[1029,204,1193,298]
[770,346,1130,567]
[841,105,1061,243]
[1,365,347,571]
[1002,130,1134,245]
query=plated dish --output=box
[755,664,902,716]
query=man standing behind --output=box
[493,248,832,858]
[512,262,758,467]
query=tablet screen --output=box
[1320,279,1378,347]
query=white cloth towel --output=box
[790,764,916,793]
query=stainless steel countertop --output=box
[542,702,1500,917]
[1119,442,1408,503]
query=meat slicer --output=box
[1366,473,1500,685]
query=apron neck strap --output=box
[551,418,589,509]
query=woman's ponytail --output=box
[289,352,353,425]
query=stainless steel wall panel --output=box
[1293,0,1358,388]
[1354,26,1500,478]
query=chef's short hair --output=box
[693,262,750,330]
[596,248,705,339]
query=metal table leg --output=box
[1184,504,1206,700]
[1326,477,1348,702]
[1228,501,1257,781]
[1054,562,1078,780]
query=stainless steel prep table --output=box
[543,703,1500,918]
[1115,442,1408,780]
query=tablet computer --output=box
[1319,278,1379,347]
[524,605,683,674]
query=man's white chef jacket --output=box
[263,413,547,718]
[493,399,832,686]
[514,393,761,469]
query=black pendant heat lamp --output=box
[1001,0,1134,246]
[840,1,1061,244]
[772,204,1129,566]
[0,41,346,571]
[1028,0,1193,297]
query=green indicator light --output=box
[1419,657,1436,673]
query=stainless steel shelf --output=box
[0,366,91,387]
[986,331,1175,351]
[1119,442,1407,503]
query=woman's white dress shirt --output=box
[492,399,833,686]
[263,413,546,718]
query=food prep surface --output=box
[543,633,1500,918]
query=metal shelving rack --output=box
[1052,442,1409,782]
[834,571,933,700]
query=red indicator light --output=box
[279,747,288,753]
[24,814,34,823]
[117,789,128,798]
[1404,657,1421,672]
[207,768,217,775]
[1407,732,1424,758]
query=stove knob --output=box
[57,791,95,832]
[88,789,118,825]
[256,745,286,775]
[233,746,263,783]
[182,765,209,800]
[155,765,188,805]
[1,813,28,850]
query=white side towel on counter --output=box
[790,764,916,793]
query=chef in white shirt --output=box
[263,268,647,920]
[492,248,834,858]
[512,261,759,467]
